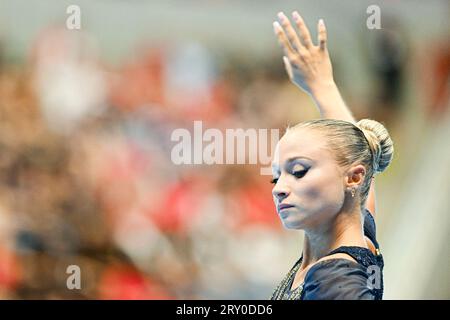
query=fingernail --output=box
[273,21,281,32]
[319,19,325,27]
[277,12,286,21]
[292,11,300,21]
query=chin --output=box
[280,215,307,230]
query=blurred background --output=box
[0,0,449,299]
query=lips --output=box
[278,203,295,211]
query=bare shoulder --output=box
[316,253,358,265]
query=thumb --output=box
[283,56,293,80]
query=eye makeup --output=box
[289,162,309,179]
[287,157,311,172]
[270,157,312,184]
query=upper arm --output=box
[363,207,379,254]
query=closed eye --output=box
[271,169,308,184]
[293,169,308,179]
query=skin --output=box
[272,128,370,289]
[272,11,378,289]
[272,11,377,217]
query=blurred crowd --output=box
[0,20,448,299]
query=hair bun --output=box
[356,119,394,174]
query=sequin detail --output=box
[270,246,384,300]
[270,257,303,300]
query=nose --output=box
[272,178,290,202]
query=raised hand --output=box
[272,11,354,122]
[273,11,334,96]
[272,11,379,218]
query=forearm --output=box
[311,81,377,217]
[310,81,355,123]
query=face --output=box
[271,128,346,230]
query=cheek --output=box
[294,169,344,213]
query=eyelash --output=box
[270,169,309,184]
[293,169,308,179]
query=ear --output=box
[345,164,367,188]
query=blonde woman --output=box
[270,11,394,300]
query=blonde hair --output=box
[286,119,394,208]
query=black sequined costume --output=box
[270,209,384,300]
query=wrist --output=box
[308,80,355,122]
[310,80,340,111]
[309,79,338,98]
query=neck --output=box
[300,206,367,269]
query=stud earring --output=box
[351,187,356,198]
